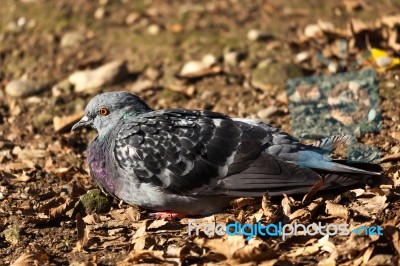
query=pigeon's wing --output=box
[113,109,379,196]
[114,109,277,194]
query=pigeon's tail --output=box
[317,159,382,191]
[217,152,382,198]
[309,159,381,176]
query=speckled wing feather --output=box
[114,109,254,193]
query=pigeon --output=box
[72,91,380,216]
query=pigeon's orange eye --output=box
[99,107,110,116]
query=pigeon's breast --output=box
[87,137,117,194]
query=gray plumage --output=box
[72,91,380,215]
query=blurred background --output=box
[1,0,400,265]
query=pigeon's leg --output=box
[149,211,186,220]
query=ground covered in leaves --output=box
[1,0,400,265]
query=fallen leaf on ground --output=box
[325,201,349,220]
[11,244,49,266]
[73,213,89,252]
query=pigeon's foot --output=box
[149,211,186,220]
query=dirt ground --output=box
[1,0,400,265]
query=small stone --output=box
[295,51,310,63]
[147,24,160,35]
[69,60,128,92]
[276,91,288,104]
[60,31,86,48]
[5,79,44,98]
[180,61,205,77]
[368,109,377,122]
[318,20,335,32]
[94,7,106,20]
[202,54,217,67]
[304,24,323,38]
[17,17,26,28]
[247,29,270,41]
[6,21,19,32]
[52,79,73,97]
[224,51,240,66]
[328,63,338,73]
[125,12,140,25]
[257,106,278,120]
[144,67,161,81]
[251,62,303,89]
[130,79,154,93]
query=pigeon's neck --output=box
[122,105,153,119]
[98,124,115,141]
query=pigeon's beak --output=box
[71,115,92,131]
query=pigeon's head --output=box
[72,91,151,133]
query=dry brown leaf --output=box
[367,254,395,265]
[110,206,141,222]
[14,172,31,182]
[336,234,373,258]
[230,197,258,209]
[261,193,282,223]
[117,250,165,265]
[69,256,97,266]
[381,153,400,162]
[131,235,158,250]
[82,214,98,225]
[11,244,49,266]
[306,198,325,216]
[73,213,89,252]
[325,201,349,220]
[317,257,336,266]
[288,208,311,223]
[381,15,400,28]
[147,220,169,230]
[287,244,320,257]
[232,244,276,263]
[281,194,298,216]
[342,0,364,12]
[362,246,374,265]
[383,218,400,255]
[288,235,334,258]
[165,244,192,260]
[49,198,74,219]
[5,161,35,172]
[349,193,388,218]
[194,235,247,259]
[259,260,279,266]
[17,149,47,160]
[53,111,86,132]
[132,220,149,239]
[388,28,400,51]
